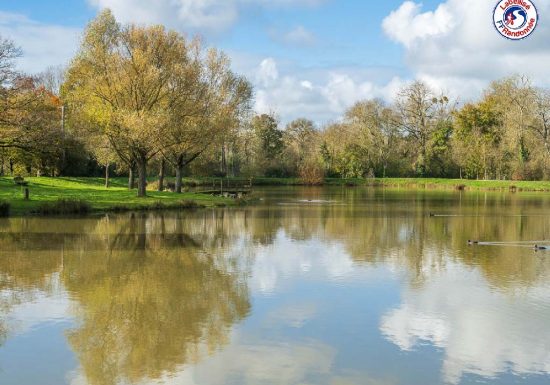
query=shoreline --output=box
[2,176,550,217]
[185,177,550,192]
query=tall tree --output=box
[162,47,252,193]
[65,10,187,196]
[394,81,452,176]
[453,99,502,179]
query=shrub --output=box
[265,165,292,178]
[34,199,91,215]
[182,180,198,188]
[166,181,177,191]
[146,180,161,191]
[0,201,10,217]
[299,161,325,186]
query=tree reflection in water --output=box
[0,189,550,385]
[0,213,251,385]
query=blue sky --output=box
[1,0,549,124]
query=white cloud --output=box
[251,57,405,124]
[271,25,317,46]
[382,0,550,100]
[0,12,81,74]
[256,58,279,87]
[88,0,325,32]
[382,1,454,48]
[380,263,550,384]
[89,0,238,31]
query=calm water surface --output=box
[1,187,550,385]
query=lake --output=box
[1,187,549,385]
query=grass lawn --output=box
[0,176,234,216]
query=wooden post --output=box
[24,187,29,200]
[220,179,223,195]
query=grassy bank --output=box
[0,177,234,216]
[357,178,550,192]
[2,176,549,216]
[181,176,550,191]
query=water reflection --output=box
[380,263,550,384]
[0,188,549,384]
[0,214,250,385]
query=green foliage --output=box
[5,17,550,185]
[252,114,284,160]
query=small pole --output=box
[24,187,29,201]
[220,179,223,195]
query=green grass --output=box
[0,177,233,216]
[361,178,550,191]
[182,176,550,191]
[2,176,549,216]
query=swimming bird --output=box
[534,245,548,251]
[468,240,479,245]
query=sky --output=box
[1,0,549,125]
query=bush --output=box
[147,180,163,191]
[265,165,292,178]
[0,201,10,217]
[182,180,198,188]
[299,161,325,186]
[33,199,91,215]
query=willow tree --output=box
[65,10,189,196]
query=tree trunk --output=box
[136,157,147,197]
[105,164,110,188]
[221,144,227,176]
[158,159,165,192]
[128,166,135,190]
[175,156,183,194]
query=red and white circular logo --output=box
[493,0,538,40]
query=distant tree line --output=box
[2,10,550,196]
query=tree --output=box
[1,76,66,175]
[65,10,187,196]
[487,76,535,179]
[250,113,286,176]
[36,65,65,96]
[453,99,502,179]
[395,81,452,176]
[285,118,317,163]
[530,88,550,177]
[345,99,400,177]
[0,35,20,88]
[162,47,252,193]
